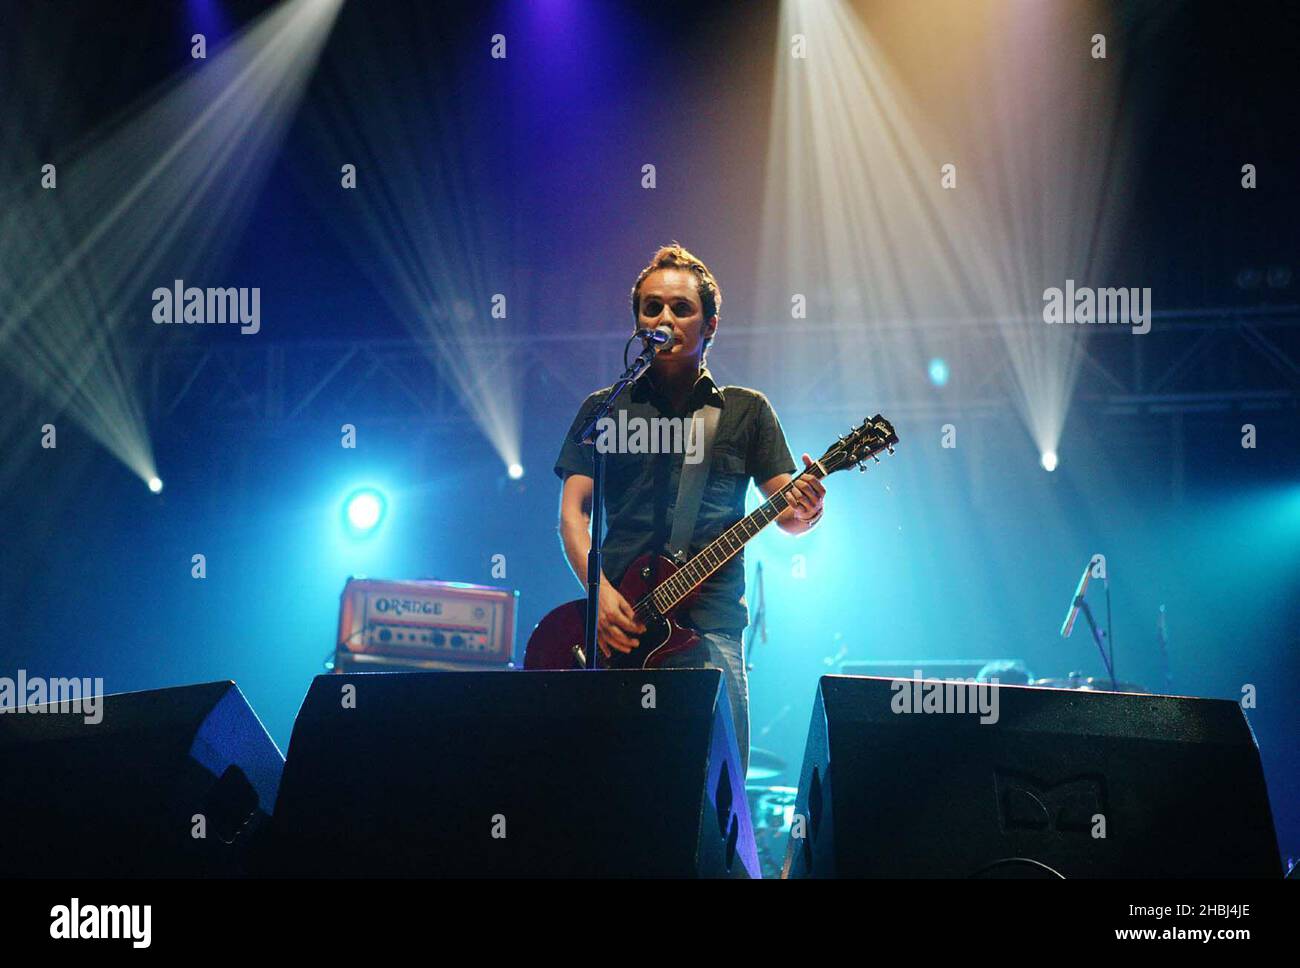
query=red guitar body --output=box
[523,553,700,670]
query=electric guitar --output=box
[523,414,898,670]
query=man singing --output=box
[553,242,826,771]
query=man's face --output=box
[636,268,717,368]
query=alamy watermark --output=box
[152,279,260,334]
[595,412,704,463]
[890,671,1000,724]
[1043,280,1151,334]
[0,671,103,724]
[50,899,150,948]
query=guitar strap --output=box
[667,402,722,562]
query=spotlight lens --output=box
[148,477,163,494]
[507,463,524,480]
[344,488,386,535]
[928,358,949,387]
[1041,451,1059,472]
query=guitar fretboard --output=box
[633,467,823,619]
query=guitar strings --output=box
[630,420,893,622]
[631,469,813,622]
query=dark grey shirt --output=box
[553,367,796,631]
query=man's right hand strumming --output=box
[597,579,646,658]
[558,472,646,658]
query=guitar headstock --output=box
[818,414,898,475]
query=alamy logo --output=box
[595,412,705,463]
[1043,280,1151,334]
[151,279,260,334]
[0,671,103,724]
[50,899,151,948]
[890,672,1000,724]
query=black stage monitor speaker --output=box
[268,669,758,877]
[784,675,1281,878]
[0,680,283,877]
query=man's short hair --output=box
[629,242,722,355]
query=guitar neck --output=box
[649,464,825,615]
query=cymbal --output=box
[1032,676,1149,694]
[745,746,787,781]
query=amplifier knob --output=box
[451,635,465,648]
[432,632,445,645]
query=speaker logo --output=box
[994,772,1106,833]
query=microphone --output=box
[635,324,676,349]
[1060,560,1093,638]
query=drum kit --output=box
[1030,672,1149,693]
[744,763,797,880]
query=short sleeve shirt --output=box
[553,367,796,631]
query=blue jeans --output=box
[660,629,749,776]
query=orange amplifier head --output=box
[337,578,517,669]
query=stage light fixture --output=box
[928,358,950,387]
[0,0,343,490]
[1040,451,1059,473]
[343,487,387,537]
[148,476,164,494]
[754,0,1131,475]
[304,14,523,483]
[507,463,524,480]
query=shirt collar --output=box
[695,366,726,407]
[634,365,726,410]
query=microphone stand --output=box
[571,336,662,669]
[745,560,766,671]
[1105,580,1115,689]
[1157,604,1171,694]
[1060,558,1117,691]
[1075,597,1118,691]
